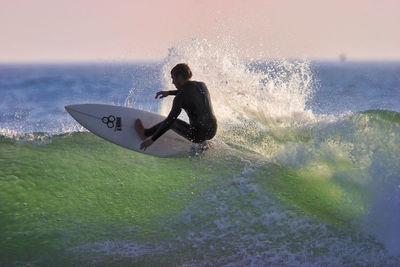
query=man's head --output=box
[171,63,192,89]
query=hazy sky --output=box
[1,0,399,62]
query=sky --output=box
[0,0,399,62]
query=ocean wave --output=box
[1,108,400,264]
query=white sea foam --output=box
[160,38,315,127]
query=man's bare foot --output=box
[135,119,147,140]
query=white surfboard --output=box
[65,104,193,157]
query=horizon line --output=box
[1,57,400,65]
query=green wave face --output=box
[1,110,400,265]
[359,109,400,124]
[1,132,249,264]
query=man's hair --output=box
[171,63,192,80]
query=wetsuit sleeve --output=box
[168,90,179,95]
[151,94,183,142]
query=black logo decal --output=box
[102,115,122,131]
[115,117,122,131]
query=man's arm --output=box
[150,94,183,142]
[168,90,179,95]
[155,90,178,99]
[141,91,182,150]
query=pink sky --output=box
[0,0,399,62]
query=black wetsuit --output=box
[144,81,217,143]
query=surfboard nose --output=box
[65,104,80,113]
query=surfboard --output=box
[65,104,193,157]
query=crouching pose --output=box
[135,63,217,150]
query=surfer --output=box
[135,63,217,150]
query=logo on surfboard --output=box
[102,115,122,131]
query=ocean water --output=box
[1,41,400,266]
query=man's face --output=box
[171,74,185,89]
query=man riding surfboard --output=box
[135,63,217,150]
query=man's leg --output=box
[170,119,195,141]
[143,121,163,137]
[136,118,195,141]
[135,119,162,141]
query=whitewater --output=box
[1,39,400,266]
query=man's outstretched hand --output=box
[155,91,169,99]
[140,138,154,150]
